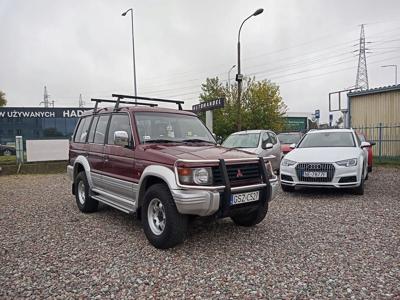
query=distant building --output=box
[284,112,318,132]
[348,84,400,127]
[0,107,90,146]
[347,85,400,157]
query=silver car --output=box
[222,130,282,172]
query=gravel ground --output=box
[1,167,399,299]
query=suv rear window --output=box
[93,115,110,144]
[74,117,91,143]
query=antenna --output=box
[355,24,369,90]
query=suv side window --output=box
[74,117,91,143]
[107,114,132,145]
[93,115,110,144]
[88,116,99,143]
[268,132,278,144]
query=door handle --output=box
[103,155,109,162]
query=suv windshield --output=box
[222,133,260,148]
[135,112,215,144]
[298,132,355,148]
[277,133,302,144]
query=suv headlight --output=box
[336,158,357,167]
[281,159,297,167]
[177,167,212,185]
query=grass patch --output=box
[374,157,400,168]
[0,155,16,165]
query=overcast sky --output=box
[1,0,400,122]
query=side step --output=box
[91,188,136,214]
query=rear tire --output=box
[141,183,188,249]
[281,184,295,192]
[231,202,269,227]
[74,171,98,213]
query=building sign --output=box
[285,117,308,131]
[192,98,224,113]
[0,107,91,119]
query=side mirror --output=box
[114,131,129,147]
[262,141,274,149]
[289,143,296,149]
[360,141,371,148]
[368,141,376,146]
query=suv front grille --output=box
[295,163,335,182]
[212,163,261,186]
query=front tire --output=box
[141,183,188,249]
[74,171,98,213]
[230,202,269,227]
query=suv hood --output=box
[285,147,360,163]
[236,147,260,155]
[137,144,258,165]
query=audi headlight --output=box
[281,159,297,167]
[336,158,357,167]
[177,167,212,185]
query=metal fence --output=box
[353,123,400,160]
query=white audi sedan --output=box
[280,129,370,195]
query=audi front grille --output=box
[295,163,335,182]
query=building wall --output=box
[0,107,90,145]
[350,91,400,157]
[350,90,400,127]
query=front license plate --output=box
[230,191,260,206]
[303,171,327,178]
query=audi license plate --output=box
[230,191,260,206]
[303,171,327,178]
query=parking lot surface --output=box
[1,168,399,299]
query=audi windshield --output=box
[297,132,355,148]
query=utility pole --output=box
[236,8,264,131]
[355,24,369,90]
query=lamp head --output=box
[253,8,264,16]
[121,9,131,16]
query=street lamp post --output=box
[122,8,138,100]
[228,64,236,92]
[381,64,398,85]
[236,8,264,131]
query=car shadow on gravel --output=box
[92,202,258,246]
[288,187,358,196]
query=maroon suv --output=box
[67,95,278,249]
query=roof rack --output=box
[112,94,184,110]
[91,98,158,112]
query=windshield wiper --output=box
[181,139,215,144]
[144,139,177,144]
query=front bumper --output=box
[280,164,361,188]
[172,177,278,216]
